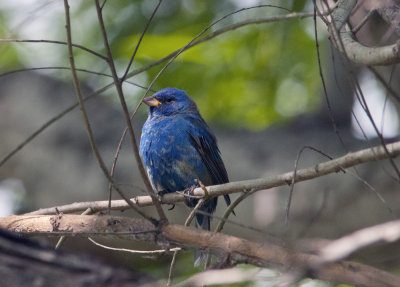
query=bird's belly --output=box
[148,149,212,194]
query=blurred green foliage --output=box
[0,0,322,130]
[116,1,321,130]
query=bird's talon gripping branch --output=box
[168,204,175,211]
[183,185,197,197]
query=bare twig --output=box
[167,199,205,286]
[93,0,167,223]
[167,250,179,287]
[352,10,375,34]
[368,66,400,102]
[133,4,295,108]
[120,0,163,81]
[63,0,153,222]
[88,237,180,254]
[0,66,152,90]
[0,38,107,60]
[313,1,347,152]
[214,189,252,233]
[0,81,113,168]
[285,145,335,226]
[107,0,162,213]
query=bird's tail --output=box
[194,213,211,266]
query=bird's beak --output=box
[142,96,161,107]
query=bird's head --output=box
[142,88,197,118]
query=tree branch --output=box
[1,214,399,287]
[25,140,400,216]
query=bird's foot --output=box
[183,185,199,208]
[156,190,175,210]
[183,185,197,197]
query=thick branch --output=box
[331,0,400,65]
[1,214,399,287]
[26,140,400,215]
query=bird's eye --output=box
[165,98,173,103]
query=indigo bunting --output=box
[139,88,232,264]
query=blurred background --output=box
[1,0,400,285]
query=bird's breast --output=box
[140,116,213,193]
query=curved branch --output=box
[25,140,400,215]
[330,0,400,65]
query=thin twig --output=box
[0,66,153,90]
[168,199,204,286]
[107,0,162,213]
[167,250,178,287]
[285,146,335,226]
[368,66,400,102]
[120,0,163,81]
[214,190,251,234]
[63,0,153,222]
[352,10,375,34]
[0,81,113,168]
[0,38,107,60]
[313,1,347,151]
[88,237,181,254]
[135,4,293,105]
[93,0,167,223]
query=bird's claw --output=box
[183,185,198,207]
[183,185,196,197]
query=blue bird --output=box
[139,88,232,264]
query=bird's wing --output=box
[187,116,232,207]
